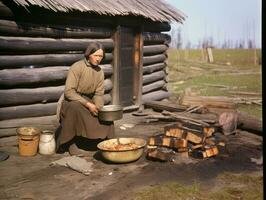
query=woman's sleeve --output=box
[64,65,88,105]
[93,71,104,109]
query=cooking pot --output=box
[98,105,123,121]
[97,137,146,163]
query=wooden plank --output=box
[0,36,114,53]
[0,53,113,69]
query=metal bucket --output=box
[98,105,123,121]
[17,127,41,157]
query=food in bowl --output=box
[97,138,146,163]
[101,143,141,151]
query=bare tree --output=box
[176,27,182,49]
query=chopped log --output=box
[185,132,204,144]
[143,70,166,85]
[143,54,166,66]
[148,134,187,148]
[191,145,219,159]
[208,108,262,135]
[142,80,166,94]
[143,63,165,74]
[142,90,170,103]
[0,65,113,88]
[143,44,167,55]
[146,148,175,162]
[0,53,113,69]
[0,19,112,38]
[237,112,262,135]
[0,86,64,106]
[0,36,114,53]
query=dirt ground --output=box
[0,109,263,200]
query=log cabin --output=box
[0,0,186,136]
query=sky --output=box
[164,0,262,48]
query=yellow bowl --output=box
[97,137,146,163]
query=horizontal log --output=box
[143,70,166,85]
[143,63,165,74]
[0,79,112,107]
[0,115,58,129]
[0,67,68,88]
[0,102,57,120]
[0,2,14,20]
[0,53,113,69]
[143,33,171,45]
[143,54,166,66]
[0,36,114,53]
[142,90,170,103]
[0,86,64,106]
[144,101,189,113]
[180,95,236,109]
[143,45,168,55]
[143,22,171,32]
[0,64,113,88]
[142,80,166,94]
[143,101,209,115]
[0,93,112,121]
[0,19,112,38]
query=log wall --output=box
[142,32,171,103]
[0,2,172,136]
[0,7,115,135]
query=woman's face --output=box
[88,49,104,66]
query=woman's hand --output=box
[85,101,98,116]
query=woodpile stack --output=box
[146,121,225,162]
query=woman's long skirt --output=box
[56,100,114,147]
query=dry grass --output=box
[166,48,262,119]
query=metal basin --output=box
[98,105,123,121]
[97,137,146,163]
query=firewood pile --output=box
[146,121,226,162]
[141,100,262,162]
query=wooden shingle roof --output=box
[12,0,186,23]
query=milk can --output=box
[39,130,56,155]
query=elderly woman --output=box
[56,42,114,156]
